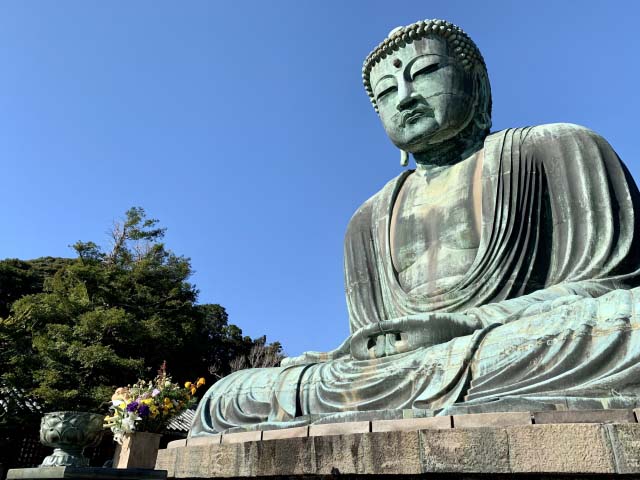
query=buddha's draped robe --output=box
[190,124,640,436]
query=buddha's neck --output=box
[412,123,485,179]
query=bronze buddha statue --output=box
[190,19,640,436]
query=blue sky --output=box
[1,1,639,356]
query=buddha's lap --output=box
[475,287,639,369]
[200,287,640,416]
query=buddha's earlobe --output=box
[472,70,492,133]
[400,149,409,167]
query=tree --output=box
[1,207,282,413]
[0,257,72,318]
[218,336,284,377]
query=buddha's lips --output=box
[400,108,432,127]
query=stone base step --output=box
[157,414,640,477]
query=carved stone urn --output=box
[39,411,105,467]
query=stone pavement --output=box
[7,467,166,480]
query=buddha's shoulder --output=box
[488,123,608,150]
[347,174,406,229]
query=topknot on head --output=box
[362,19,486,112]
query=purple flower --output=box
[138,404,150,417]
[126,401,139,413]
[152,389,160,397]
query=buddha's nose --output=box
[397,84,419,111]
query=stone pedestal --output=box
[113,432,163,469]
[6,467,167,480]
[156,409,640,478]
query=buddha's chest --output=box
[390,155,482,293]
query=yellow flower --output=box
[190,386,196,395]
[184,381,192,389]
[141,398,153,406]
[196,377,206,388]
[163,397,173,410]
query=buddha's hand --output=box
[350,313,482,360]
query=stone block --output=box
[252,437,316,476]
[605,423,640,473]
[228,441,265,476]
[453,411,532,428]
[186,434,221,446]
[221,430,262,444]
[506,424,615,473]
[419,427,510,473]
[533,408,635,424]
[155,448,176,475]
[303,431,420,475]
[166,438,186,448]
[372,415,451,432]
[173,444,242,478]
[360,431,423,475]
[308,420,370,437]
[262,425,309,440]
[308,434,366,475]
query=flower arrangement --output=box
[104,362,205,444]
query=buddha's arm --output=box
[350,283,613,360]
[283,282,612,366]
[464,124,638,327]
[282,312,482,365]
[280,336,352,367]
[349,313,482,359]
[464,281,614,326]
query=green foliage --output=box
[0,207,281,413]
[0,257,73,318]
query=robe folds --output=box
[190,124,640,436]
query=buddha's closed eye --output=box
[411,62,440,80]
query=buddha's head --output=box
[363,20,491,157]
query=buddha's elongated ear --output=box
[400,149,409,167]
[473,67,492,134]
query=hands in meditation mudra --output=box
[190,19,640,436]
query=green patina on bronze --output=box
[190,19,640,436]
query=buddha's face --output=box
[369,36,477,153]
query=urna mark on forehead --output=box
[370,35,450,84]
